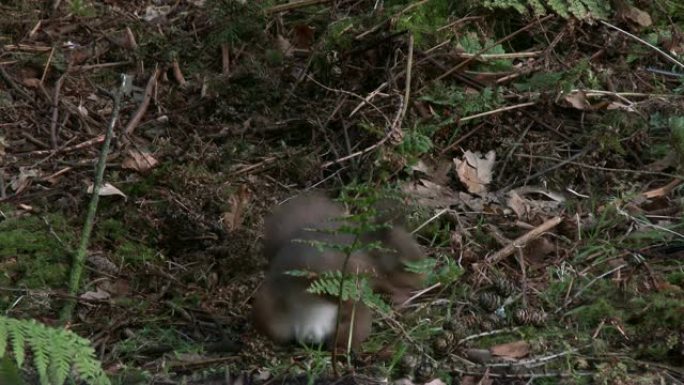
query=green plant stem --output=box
[331,234,361,377]
[60,77,125,323]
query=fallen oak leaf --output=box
[122,148,158,173]
[453,150,495,195]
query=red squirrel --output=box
[253,192,424,349]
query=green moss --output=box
[667,271,684,286]
[566,298,621,329]
[114,241,158,266]
[0,213,74,292]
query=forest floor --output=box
[1,1,683,384]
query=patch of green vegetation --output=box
[667,271,684,286]
[567,297,622,329]
[0,212,74,293]
[483,0,611,19]
[669,115,684,166]
[420,85,504,131]
[111,324,201,359]
[68,0,97,17]
[456,32,513,71]
[115,240,158,266]
[387,0,452,47]
[397,124,434,165]
[514,59,590,94]
[206,0,268,47]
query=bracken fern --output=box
[307,271,391,315]
[484,0,611,19]
[0,316,110,385]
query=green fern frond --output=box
[0,316,110,385]
[9,321,26,369]
[581,0,610,19]
[567,0,588,19]
[26,322,49,385]
[527,0,547,16]
[307,271,391,314]
[546,0,570,18]
[0,318,7,357]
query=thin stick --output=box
[600,20,684,70]
[485,216,562,264]
[124,66,161,135]
[60,76,127,322]
[264,0,332,14]
[424,14,554,90]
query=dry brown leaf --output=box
[506,190,528,217]
[99,279,131,296]
[619,3,652,27]
[87,182,127,200]
[21,78,41,88]
[122,149,159,173]
[490,340,530,359]
[411,157,453,186]
[561,90,589,110]
[453,150,495,195]
[222,185,252,232]
[80,288,111,301]
[606,101,635,112]
[506,186,565,218]
[277,34,294,57]
[401,179,459,208]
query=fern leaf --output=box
[9,319,26,369]
[546,0,570,18]
[567,0,588,19]
[25,320,50,385]
[527,0,548,16]
[580,0,610,19]
[48,330,72,385]
[0,317,7,357]
[0,317,111,385]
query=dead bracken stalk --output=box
[485,216,563,265]
[124,66,161,135]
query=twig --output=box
[461,101,536,123]
[485,216,563,264]
[423,14,554,91]
[559,263,628,312]
[600,20,684,70]
[21,135,104,156]
[390,33,414,144]
[49,65,71,149]
[264,0,332,14]
[60,75,127,323]
[320,34,414,168]
[523,144,595,185]
[125,66,161,135]
[221,44,230,75]
[516,153,684,179]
